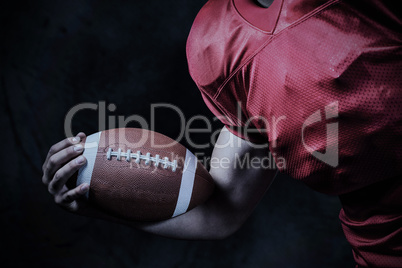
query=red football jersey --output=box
[186,0,402,266]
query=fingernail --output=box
[72,136,81,143]
[74,144,83,152]
[81,183,89,193]
[76,156,85,164]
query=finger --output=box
[55,184,89,212]
[48,155,87,194]
[44,140,88,184]
[43,132,86,170]
[65,200,79,212]
[43,144,84,185]
[42,133,86,185]
[62,184,90,203]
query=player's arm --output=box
[42,127,277,239]
[134,126,277,239]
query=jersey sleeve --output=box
[199,90,267,144]
[186,0,270,145]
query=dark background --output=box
[1,0,355,267]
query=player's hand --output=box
[42,132,89,212]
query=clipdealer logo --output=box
[301,101,339,167]
[63,101,287,170]
[63,100,339,169]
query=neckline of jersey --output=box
[231,0,284,34]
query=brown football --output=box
[76,128,214,221]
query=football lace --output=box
[106,148,177,172]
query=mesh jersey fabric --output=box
[186,0,402,267]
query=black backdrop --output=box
[1,0,355,267]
